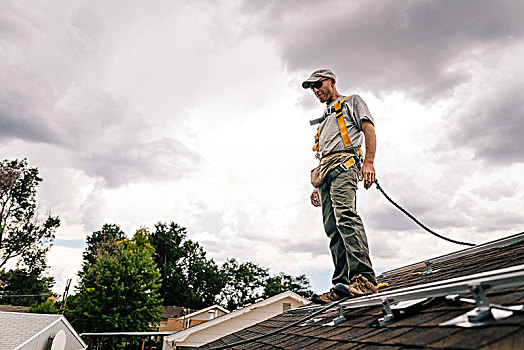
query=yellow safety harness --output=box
[312,96,362,171]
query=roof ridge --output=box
[379,232,524,277]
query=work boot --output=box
[311,288,343,305]
[333,275,379,298]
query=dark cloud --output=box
[447,85,524,165]
[242,0,524,101]
[78,133,202,188]
[0,3,203,188]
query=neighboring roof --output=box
[0,305,29,313]
[200,232,524,349]
[162,305,193,319]
[165,291,309,346]
[0,311,87,349]
[182,304,230,319]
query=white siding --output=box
[178,296,305,347]
[19,320,85,350]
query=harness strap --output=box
[310,117,325,126]
[325,148,363,184]
[334,96,352,149]
[312,95,356,156]
[313,128,320,152]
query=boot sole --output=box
[311,294,329,305]
[333,283,355,298]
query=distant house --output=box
[162,291,309,349]
[200,232,524,349]
[159,305,230,332]
[0,311,87,350]
[158,306,194,331]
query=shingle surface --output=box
[0,312,61,349]
[199,234,524,349]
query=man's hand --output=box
[360,161,376,189]
[310,188,321,207]
[361,121,377,190]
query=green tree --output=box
[82,223,126,270]
[150,222,224,309]
[0,268,54,306]
[69,228,162,335]
[29,296,60,314]
[0,158,60,271]
[219,258,269,310]
[263,273,313,299]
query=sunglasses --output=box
[302,79,328,90]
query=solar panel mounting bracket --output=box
[423,261,440,275]
[466,283,494,323]
[378,299,395,326]
[322,304,347,326]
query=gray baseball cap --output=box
[302,69,336,89]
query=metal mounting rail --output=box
[381,232,524,277]
[340,264,524,310]
[288,263,524,315]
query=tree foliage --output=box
[218,258,269,310]
[218,261,313,310]
[0,158,60,271]
[150,222,224,310]
[29,296,60,314]
[263,273,313,299]
[81,223,126,272]
[148,222,314,311]
[0,268,55,306]
[69,228,162,334]
[70,221,314,325]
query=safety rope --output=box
[374,179,475,247]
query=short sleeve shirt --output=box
[318,94,374,159]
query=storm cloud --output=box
[1,0,523,294]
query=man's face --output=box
[311,79,334,104]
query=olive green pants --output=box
[319,165,377,286]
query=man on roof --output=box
[303,68,378,304]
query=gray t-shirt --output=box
[317,94,374,159]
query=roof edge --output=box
[13,316,62,350]
[181,304,230,319]
[7,312,87,349]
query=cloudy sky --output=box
[1,0,523,295]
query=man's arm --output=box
[361,120,376,189]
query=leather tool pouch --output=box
[310,153,354,188]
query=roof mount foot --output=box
[467,283,493,323]
[423,261,440,275]
[440,283,517,327]
[378,299,395,326]
[322,304,346,326]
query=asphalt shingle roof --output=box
[0,312,62,349]
[199,233,524,349]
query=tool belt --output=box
[310,149,361,188]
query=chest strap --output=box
[312,96,353,153]
[334,96,352,149]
